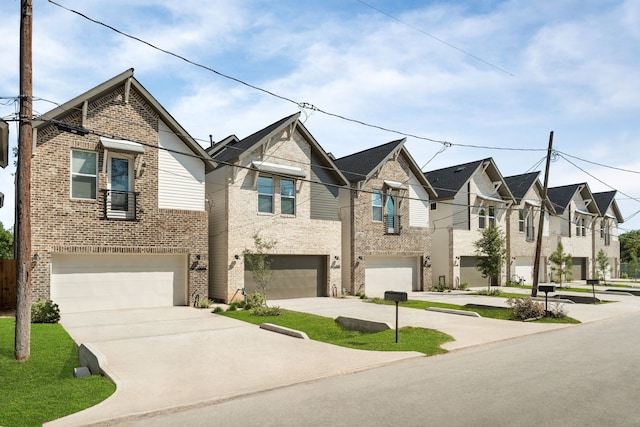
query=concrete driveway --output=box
[47,306,420,426]
[47,292,640,426]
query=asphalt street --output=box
[117,311,640,427]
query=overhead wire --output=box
[47,0,549,152]
[355,0,516,77]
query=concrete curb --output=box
[335,316,391,332]
[426,307,481,317]
[260,323,309,339]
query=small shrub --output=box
[196,298,212,309]
[507,297,545,321]
[458,282,469,290]
[228,302,240,311]
[212,306,224,314]
[251,305,282,316]
[356,292,367,299]
[547,302,567,319]
[429,284,449,292]
[31,300,60,324]
[621,273,629,279]
[245,291,266,309]
[477,289,502,296]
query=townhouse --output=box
[29,69,214,313]
[424,158,515,287]
[334,139,436,296]
[206,113,348,302]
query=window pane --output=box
[258,194,273,213]
[72,151,97,174]
[111,158,130,191]
[280,179,295,197]
[258,176,273,195]
[72,175,97,199]
[372,190,383,221]
[281,198,295,215]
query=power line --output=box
[356,0,515,77]
[47,0,548,153]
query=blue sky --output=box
[1,0,640,232]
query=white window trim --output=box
[70,149,98,200]
[280,178,296,216]
[257,175,274,214]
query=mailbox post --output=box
[538,285,556,316]
[384,291,407,343]
[586,279,599,304]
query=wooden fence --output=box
[0,259,16,310]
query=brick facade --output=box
[31,85,208,306]
[208,126,343,302]
[348,154,431,294]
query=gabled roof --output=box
[547,183,600,216]
[32,68,216,172]
[504,172,540,203]
[593,191,624,223]
[504,171,556,214]
[424,158,515,203]
[212,113,299,164]
[211,113,349,186]
[334,139,436,198]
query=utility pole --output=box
[531,131,553,298]
[15,0,33,362]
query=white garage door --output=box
[51,253,187,313]
[365,256,418,296]
[515,257,533,284]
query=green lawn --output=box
[370,298,580,324]
[222,309,454,355]
[0,319,116,427]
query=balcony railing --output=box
[384,214,401,235]
[101,189,139,220]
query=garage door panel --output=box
[365,257,418,295]
[244,255,326,300]
[51,254,186,313]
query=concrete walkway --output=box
[47,291,640,426]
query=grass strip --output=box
[369,298,580,324]
[222,309,453,355]
[0,318,116,427]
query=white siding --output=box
[158,120,205,210]
[408,175,429,227]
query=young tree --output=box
[242,234,277,305]
[595,249,610,284]
[549,242,573,286]
[473,225,507,292]
[0,222,13,259]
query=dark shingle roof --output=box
[333,139,404,183]
[424,159,487,200]
[593,191,616,214]
[212,113,299,164]
[504,172,540,203]
[547,184,581,214]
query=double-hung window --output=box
[280,178,295,215]
[576,217,586,237]
[372,190,383,221]
[488,206,496,228]
[479,208,486,229]
[257,176,274,213]
[519,210,525,232]
[71,150,97,200]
